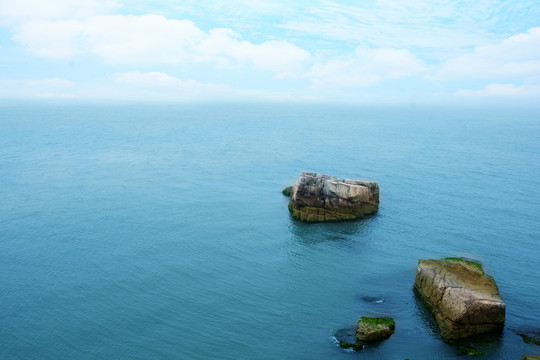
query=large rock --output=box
[414,258,505,340]
[356,317,395,343]
[288,172,379,222]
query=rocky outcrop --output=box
[414,258,505,340]
[288,172,379,222]
[356,317,395,343]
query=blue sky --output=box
[1,0,539,103]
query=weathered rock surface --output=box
[356,317,395,343]
[414,258,506,340]
[288,172,379,222]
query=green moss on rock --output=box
[360,317,396,332]
[518,333,540,345]
[338,341,363,351]
[357,316,396,343]
[444,257,483,272]
[282,186,293,197]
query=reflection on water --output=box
[287,216,375,246]
[413,290,440,336]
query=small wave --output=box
[360,295,385,303]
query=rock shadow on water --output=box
[288,219,372,247]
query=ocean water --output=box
[0,102,539,360]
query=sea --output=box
[1,102,539,360]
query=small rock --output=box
[338,340,363,351]
[356,316,395,343]
[521,356,540,360]
[282,186,293,197]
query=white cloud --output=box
[197,28,311,74]
[12,14,311,74]
[114,71,228,93]
[14,20,85,59]
[307,47,426,87]
[278,0,540,56]
[434,27,540,81]
[84,15,205,64]
[0,0,119,25]
[112,71,292,100]
[26,78,74,87]
[455,83,540,98]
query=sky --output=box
[0,0,540,104]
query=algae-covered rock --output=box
[521,356,540,360]
[282,186,293,197]
[338,340,363,351]
[356,317,395,343]
[334,326,363,351]
[288,172,379,222]
[518,332,540,345]
[414,258,505,340]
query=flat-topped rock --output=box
[288,172,379,222]
[414,258,506,340]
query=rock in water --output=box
[356,317,395,343]
[521,356,540,360]
[414,258,506,340]
[288,172,379,222]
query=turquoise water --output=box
[1,102,539,359]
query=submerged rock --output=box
[458,346,485,357]
[356,317,395,343]
[414,258,506,340]
[334,326,363,351]
[517,332,540,345]
[359,295,384,304]
[338,340,363,351]
[521,356,540,360]
[288,172,379,222]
